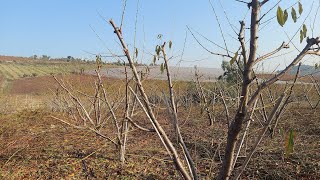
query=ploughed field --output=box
[0,62,97,80]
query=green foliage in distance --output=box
[220,59,243,84]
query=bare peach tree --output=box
[52,0,319,179]
[108,0,320,179]
[110,20,196,179]
[51,59,156,164]
[203,1,320,179]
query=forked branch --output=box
[255,42,289,64]
[109,19,192,180]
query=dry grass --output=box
[0,109,180,179]
[0,104,319,179]
[0,71,319,179]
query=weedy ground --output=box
[0,68,319,179]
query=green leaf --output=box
[230,51,238,65]
[298,2,303,15]
[283,10,288,24]
[300,30,303,43]
[169,40,172,49]
[153,55,156,64]
[96,55,102,68]
[302,24,307,38]
[285,129,294,158]
[135,48,138,58]
[160,63,164,74]
[155,45,161,56]
[277,6,285,27]
[291,8,297,23]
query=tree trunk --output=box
[218,1,260,179]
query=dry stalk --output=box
[110,19,192,178]
[161,42,198,179]
[194,67,214,126]
[235,93,286,179]
[231,98,258,171]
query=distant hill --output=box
[257,64,320,83]
[281,64,320,76]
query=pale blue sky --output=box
[0,0,318,70]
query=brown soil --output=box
[0,74,319,179]
[0,104,319,179]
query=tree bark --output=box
[218,1,260,179]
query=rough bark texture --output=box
[218,1,260,179]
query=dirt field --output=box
[0,103,319,179]
[0,57,318,179]
[0,72,319,179]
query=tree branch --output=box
[109,19,192,180]
[255,42,289,64]
[260,0,270,6]
[239,21,248,65]
[187,26,232,58]
[248,37,320,107]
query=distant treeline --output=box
[30,55,87,62]
[1,54,151,67]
